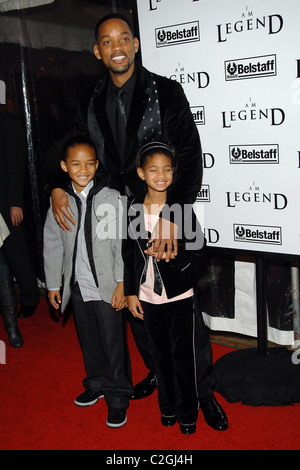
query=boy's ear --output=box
[137,167,145,180]
[60,160,68,173]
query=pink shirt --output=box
[139,213,193,304]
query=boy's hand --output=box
[127,295,144,320]
[51,188,76,232]
[48,290,61,310]
[111,282,127,311]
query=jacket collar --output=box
[91,62,152,167]
[64,174,107,200]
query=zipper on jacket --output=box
[181,262,191,272]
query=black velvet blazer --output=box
[0,113,26,228]
[75,61,203,205]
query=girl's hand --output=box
[127,295,144,320]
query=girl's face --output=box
[137,152,174,193]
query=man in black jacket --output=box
[0,111,40,319]
[51,13,227,431]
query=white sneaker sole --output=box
[106,414,127,428]
[74,394,104,407]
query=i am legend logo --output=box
[225,54,276,81]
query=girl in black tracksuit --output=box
[122,142,205,435]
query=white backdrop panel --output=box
[136,0,298,344]
[136,0,300,258]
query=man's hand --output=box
[51,188,76,232]
[145,218,178,262]
[10,206,23,226]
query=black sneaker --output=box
[74,390,104,407]
[106,407,127,428]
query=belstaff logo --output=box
[217,6,283,43]
[229,144,279,164]
[191,106,205,125]
[234,224,282,245]
[149,0,200,10]
[225,55,277,81]
[155,21,200,47]
[196,185,210,202]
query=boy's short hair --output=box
[61,135,97,162]
[94,13,135,41]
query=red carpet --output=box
[0,297,299,451]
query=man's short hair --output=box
[94,13,135,41]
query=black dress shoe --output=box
[18,305,37,318]
[161,415,176,427]
[130,372,157,400]
[6,325,23,348]
[179,422,196,435]
[199,393,228,431]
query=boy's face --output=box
[61,144,99,193]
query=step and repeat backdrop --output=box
[136,0,300,259]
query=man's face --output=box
[94,18,139,84]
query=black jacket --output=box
[0,113,26,227]
[122,193,206,300]
[74,62,202,205]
